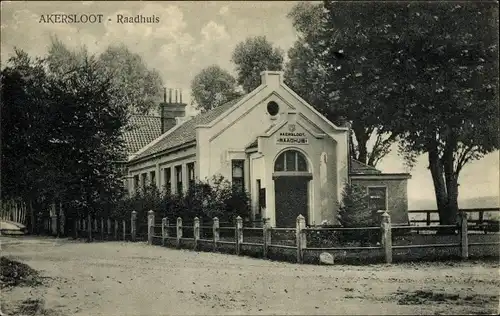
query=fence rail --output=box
[408,208,500,226]
[30,207,499,265]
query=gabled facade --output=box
[125,71,411,227]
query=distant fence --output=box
[409,208,500,232]
[0,200,27,225]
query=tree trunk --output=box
[56,201,61,238]
[443,146,459,227]
[352,123,369,164]
[428,148,449,224]
[29,200,35,235]
[87,213,92,242]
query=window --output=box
[274,150,308,172]
[187,162,195,189]
[175,165,183,195]
[141,173,147,188]
[267,101,279,116]
[150,171,156,186]
[368,187,387,212]
[257,179,266,212]
[231,160,245,191]
[164,168,171,193]
[133,175,139,191]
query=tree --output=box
[190,65,241,112]
[378,2,499,225]
[314,1,402,166]
[1,50,58,232]
[336,182,378,244]
[284,2,327,117]
[231,36,284,93]
[46,38,163,115]
[98,44,163,114]
[1,48,128,238]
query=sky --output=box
[1,1,498,208]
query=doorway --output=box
[273,150,311,227]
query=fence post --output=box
[194,217,200,251]
[131,211,137,242]
[74,218,78,239]
[296,215,307,264]
[162,217,167,246]
[459,212,469,260]
[114,219,118,240]
[88,214,93,242]
[100,218,105,240]
[176,217,183,249]
[107,218,111,237]
[236,216,243,256]
[148,210,155,245]
[263,218,271,259]
[213,217,219,251]
[426,211,431,226]
[60,208,65,236]
[478,210,484,226]
[122,220,126,241]
[380,211,392,264]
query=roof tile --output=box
[123,115,162,156]
[133,95,245,160]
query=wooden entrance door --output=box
[274,176,309,227]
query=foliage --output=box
[190,65,241,112]
[111,175,251,224]
[284,2,328,118]
[45,54,128,218]
[98,44,164,114]
[1,48,128,229]
[313,1,401,166]
[46,38,163,115]
[231,36,284,92]
[1,50,55,205]
[287,1,498,224]
[374,2,499,224]
[0,257,42,288]
[337,182,379,244]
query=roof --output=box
[123,115,162,156]
[133,95,246,161]
[350,159,382,174]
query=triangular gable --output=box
[206,72,348,141]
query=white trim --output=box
[296,121,327,139]
[207,90,280,142]
[350,174,411,180]
[279,82,349,132]
[198,85,267,129]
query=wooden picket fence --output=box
[46,209,499,264]
[0,200,27,225]
[143,210,500,264]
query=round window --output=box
[267,101,279,116]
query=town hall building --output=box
[123,71,411,227]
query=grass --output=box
[0,256,43,288]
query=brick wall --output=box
[351,178,410,225]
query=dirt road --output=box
[1,236,498,315]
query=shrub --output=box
[109,174,251,225]
[337,182,380,245]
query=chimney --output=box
[159,87,187,134]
